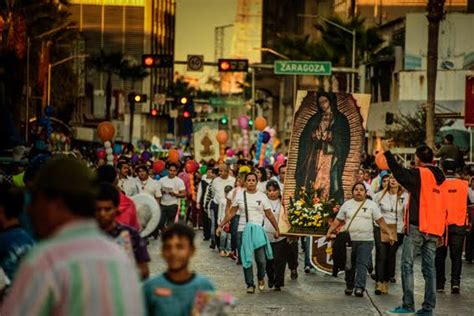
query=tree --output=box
[425,0,445,148]
[385,108,453,148]
[119,63,149,91]
[90,50,124,120]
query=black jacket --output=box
[384,151,446,227]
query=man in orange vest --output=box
[383,142,446,316]
[435,159,468,294]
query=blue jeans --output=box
[345,241,374,290]
[401,225,437,312]
[219,231,231,252]
[230,215,240,252]
[243,246,267,287]
[304,237,311,267]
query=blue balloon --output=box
[160,169,169,177]
[44,105,54,117]
[113,143,122,154]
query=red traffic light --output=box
[142,54,173,68]
[183,111,190,118]
[218,59,249,72]
[144,57,154,67]
[151,108,158,116]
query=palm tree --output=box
[90,50,124,120]
[119,63,149,91]
[425,0,445,148]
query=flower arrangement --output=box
[287,186,340,235]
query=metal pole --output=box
[351,30,356,93]
[251,68,256,130]
[47,63,52,106]
[129,101,135,143]
[293,75,297,106]
[25,38,30,142]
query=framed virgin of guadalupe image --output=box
[280,91,370,236]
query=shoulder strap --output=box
[346,199,366,232]
[243,191,249,222]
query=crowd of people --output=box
[0,133,473,315]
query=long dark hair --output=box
[257,167,267,182]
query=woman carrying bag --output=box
[373,176,408,295]
[217,173,280,293]
[326,182,396,297]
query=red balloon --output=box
[153,160,166,174]
[97,149,106,160]
[185,160,198,173]
[274,161,282,174]
[97,121,115,142]
[375,153,389,170]
[168,149,179,163]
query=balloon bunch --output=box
[176,198,187,222]
[254,117,268,167]
[265,128,276,162]
[97,121,116,165]
[216,130,228,163]
[238,115,250,158]
[185,160,199,201]
[273,154,286,174]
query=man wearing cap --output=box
[0,157,144,315]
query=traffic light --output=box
[178,96,190,105]
[220,115,228,125]
[142,54,173,68]
[218,59,249,72]
[248,119,254,127]
[150,103,158,117]
[128,93,147,103]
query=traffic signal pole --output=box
[129,100,135,142]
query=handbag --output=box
[381,195,398,243]
[332,200,367,272]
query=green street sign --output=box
[209,97,244,107]
[274,60,332,76]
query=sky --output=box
[174,0,238,89]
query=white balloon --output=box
[104,141,112,148]
[107,154,114,161]
[106,148,113,155]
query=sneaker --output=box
[274,286,281,291]
[228,251,237,261]
[344,287,353,296]
[246,285,255,294]
[290,269,298,280]
[415,308,433,316]
[258,280,265,291]
[209,241,216,249]
[451,285,460,294]
[386,306,415,315]
[268,280,274,289]
[436,287,445,293]
[354,288,364,297]
[381,282,389,295]
[304,266,311,274]
[375,282,383,295]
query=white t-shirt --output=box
[158,176,186,206]
[232,190,271,232]
[257,181,267,193]
[374,191,408,233]
[118,177,139,196]
[264,198,285,243]
[468,187,474,205]
[212,176,236,204]
[364,181,375,198]
[336,199,382,241]
[218,197,228,222]
[136,177,161,199]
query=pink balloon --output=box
[238,115,249,129]
[226,149,235,157]
[276,154,285,163]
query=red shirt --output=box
[116,192,141,231]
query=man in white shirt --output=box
[158,163,186,229]
[209,164,235,249]
[135,165,161,201]
[117,161,138,196]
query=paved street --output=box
[149,232,474,315]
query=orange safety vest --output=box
[417,167,447,237]
[443,178,468,227]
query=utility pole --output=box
[426,0,445,148]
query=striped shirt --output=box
[0,220,145,316]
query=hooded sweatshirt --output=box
[384,151,445,227]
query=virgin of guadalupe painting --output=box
[295,92,350,203]
[283,91,365,208]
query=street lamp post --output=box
[299,14,356,93]
[47,55,88,106]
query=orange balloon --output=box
[216,130,229,144]
[375,153,389,170]
[168,149,180,163]
[97,121,115,142]
[254,116,267,131]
